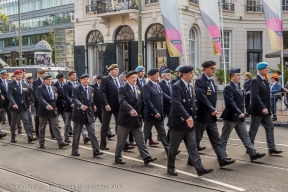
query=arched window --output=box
[115,25,135,42]
[86,30,104,46]
[189,27,197,67]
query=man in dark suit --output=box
[7,70,37,143]
[248,62,282,155]
[36,74,69,149]
[194,61,235,167]
[26,76,35,133]
[118,71,127,86]
[142,68,169,154]
[220,68,266,161]
[171,65,183,86]
[71,73,103,157]
[115,71,157,164]
[63,70,89,144]
[0,69,11,125]
[52,74,67,128]
[167,66,213,177]
[0,89,7,139]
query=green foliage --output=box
[0,0,9,34]
[194,68,203,77]
[215,68,230,85]
[42,31,55,64]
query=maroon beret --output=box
[14,70,23,75]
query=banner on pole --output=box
[263,0,283,50]
[159,0,183,57]
[199,0,222,55]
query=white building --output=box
[73,0,288,84]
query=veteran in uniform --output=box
[167,66,214,177]
[0,69,11,125]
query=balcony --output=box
[246,4,263,12]
[188,0,199,5]
[86,0,138,14]
[219,3,234,11]
[145,0,159,4]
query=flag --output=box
[263,0,283,50]
[199,0,222,55]
[159,0,183,57]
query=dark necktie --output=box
[114,78,119,90]
[154,84,161,93]
[84,87,89,100]
[133,86,138,99]
[237,84,242,95]
[167,82,171,91]
[18,82,22,94]
[48,87,53,99]
[188,84,192,97]
[3,80,7,92]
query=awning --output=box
[265,49,288,58]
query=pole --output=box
[18,0,22,66]
[138,0,143,66]
[220,1,226,86]
[178,0,188,65]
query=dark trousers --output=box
[100,110,119,147]
[95,109,112,136]
[245,94,250,114]
[35,105,54,138]
[2,100,11,125]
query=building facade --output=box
[74,0,288,83]
[0,0,75,69]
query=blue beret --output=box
[229,68,241,74]
[147,68,159,76]
[202,61,216,68]
[175,65,184,72]
[162,68,171,73]
[256,62,268,70]
[135,66,145,72]
[126,71,137,78]
[120,71,128,76]
[80,73,89,79]
[179,66,194,73]
[0,69,7,74]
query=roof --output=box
[34,40,53,52]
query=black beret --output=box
[202,61,216,68]
[43,74,51,80]
[56,73,64,79]
[22,69,26,72]
[179,66,194,73]
[96,74,103,79]
[147,68,159,76]
[126,71,137,78]
[26,76,33,80]
[80,73,89,79]
[229,68,241,75]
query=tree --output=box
[42,31,55,64]
[0,0,9,34]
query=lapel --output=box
[79,85,88,101]
[109,75,118,92]
[149,81,161,95]
[41,85,49,99]
[13,80,23,95]
[230,82,243,98]
[256,75,269,91]
[180,80,191,99]
[126,84,136,102]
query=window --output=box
[189,28,197,68]
[219,31,231,69]
[247,31,263,72]
[283,0,288,11]
[246,0,263,12]
[284,31,288,49]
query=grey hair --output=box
[161,73,169,78]
[93,75,97,80]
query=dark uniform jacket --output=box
[195,74,217,123]
[100,75,120,112]
[90,82,101,117]
[250,74,271,116]
[63,81,79,113]
[220,82,245,122]
[36,84,58,117]
[7,80,30,111]
[0,78,9,105]
[71,85,95,124]
[52,81,66,113]
[158,80,171,116]
[32,78,43,108]
[142,80,164,122]
[117,83,143,127]
[167,79,196,131]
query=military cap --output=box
[0,69,7,74]
[68,70,76,76]
[135,66,145,72]
[56,73,64,79]
[202,61,216,68]
[256,62,268,70]
[175,65,184,72]
[120,71,128,76]
[108,64,119,71]
[80,73,89,79]
[147,68,159,76]
[38,69,47,74]
[161,68,171,74]
[43,74,51,80]
[179,66,194,73]
[229,68,241,75]
[126,71,137,78]
[26,76,33,80]
[14,70,23,75]
[96,74,103,79]
[10,75,15,78]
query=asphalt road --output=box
[0,118,287,192]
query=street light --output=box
[97,41,107,74]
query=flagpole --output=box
[220,1,226,86]
[178,0,188,65]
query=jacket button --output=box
[191,108,193,110]
[195,116,197,118]
[196,108,198,110]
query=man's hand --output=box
[47,105,53,111]
[81,105,88,111]
[154,113,161,118]
[71,104,74,108]
[262,108,269,114]
[12,104,18,109]
[93,106,97,112]
[211,111,219,116]
[238,113,245,118]
[186,117,194,128]
[1,96,5,100]
[130,110,138,117]
[105,105,111,111]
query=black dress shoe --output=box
[39,144,45,149]
[0,132,7,138]
[31,130,36,133]
[219,159,236,167]
[72,151,80,156]
[84,137,90,144]
[51,136,56,140]
[269,149,282,155]
[18,130,22,134]
[11,138,17,143]
[124,145,135,151]
[250,152,266,161]
[69,132,73,136]
[64,139,71,143]
[28,137,37,143]
[107,134,115,139]
[167,167,178,176]
[187,160,194,166]
[198,146,206,151]
[226,155,232,161]
[144,157,157,165]
[115,158,126,164]
[58,142,69,148]
[196,168,214,177]
[93,150,103,157]
[100,146,109,150]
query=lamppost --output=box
[97,41,107,74]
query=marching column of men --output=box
[0,60,283,177]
